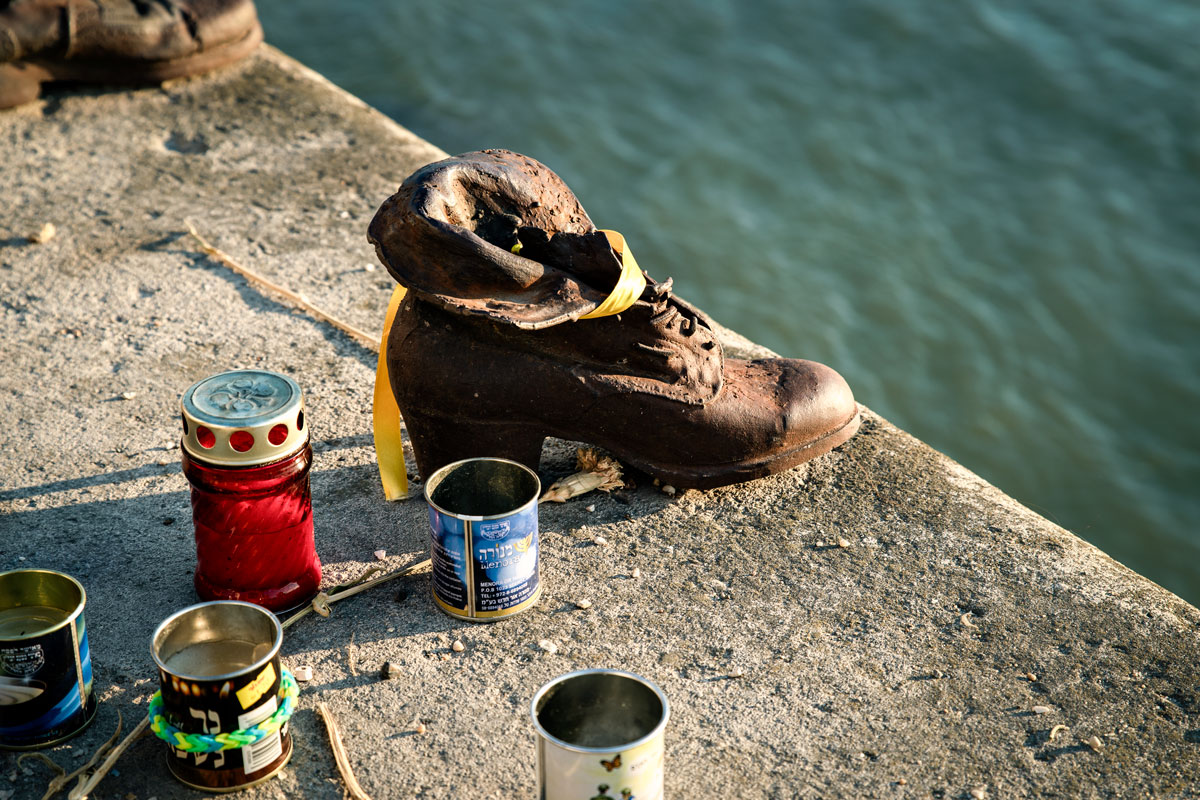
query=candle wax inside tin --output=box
[0,605,70,638]
[163,640,273,677]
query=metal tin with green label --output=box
[152,601,292,792]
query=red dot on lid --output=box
[268,424,288,446]
[196,426,215,449]
[229,431,255,452]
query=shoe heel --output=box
[0,62,50,110]
[403,409,545,481]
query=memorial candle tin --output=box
[151,601,292,791]
[531,669,669,800]
[424,457,542,621]
[181,369,321,612]
[0,569,96,750]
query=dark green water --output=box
[260,0,1200,604]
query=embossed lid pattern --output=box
[181,370,308,466]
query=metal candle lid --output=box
[180,370,308,466]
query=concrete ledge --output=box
[2,46,1198,798]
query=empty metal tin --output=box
[425,457,542,621]
[531,669,669,800]
[0,569,96,749]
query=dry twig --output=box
[318,702,373,800]
[67,715,149,800]
[281,560,431,630]
[184,222,379,351]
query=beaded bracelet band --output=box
[148,669,299,753]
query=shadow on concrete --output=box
[141,233,378,370]
[0,434,376,502]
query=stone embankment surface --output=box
[1,47,1197,799]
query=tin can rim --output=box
[423,457,541,521]
[150,600,283,682]
[0,569,86,641]
[530,668,670,754]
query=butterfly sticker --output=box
[600,754,621,772]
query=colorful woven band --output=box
[148,669,299,753]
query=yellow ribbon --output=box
[373,285,409,501]
[580,230,647,319]
[372,230,643,499]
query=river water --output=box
[260,0,1200,604]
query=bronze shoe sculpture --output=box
[0,0,261,109]
[368,149,860,490]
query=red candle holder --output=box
[180,370,321,612]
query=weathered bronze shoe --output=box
[368,150,860,490]
[0,0,261,109]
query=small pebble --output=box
[594,536,608,546]
[17,556,25,561]
[339,210,351,219]
[1085,735,1103,751]
[381,662,402,679]
[374,549,387,560]
[662,484,676,496]
[1032,705,1053,715]
[386,627,395,633]
[970,788,987,800]
[575,599,593,610]
[364,262,376,272]
[932,669,945,679]
[836,537,850,549]
[451,640,465,652]
[538,639,558,655]
[729,667,745,678]
[121,391,137,400]
[896,778,907,786]
[585,504,596,513]
[415,722,426,735]
[293,665,313,682]
[439,653,450,661]
[632,567,642,579]
[29,222,56,244]
[1025,672,1038,681]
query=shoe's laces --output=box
[645,278,699,337]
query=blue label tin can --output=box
[0,569,96,750]
[424,457,542,621]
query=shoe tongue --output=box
[368,149,620,329]
[513,228,624,295]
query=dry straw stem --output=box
[184,222,379,351]
[318,702,373,800]
[67,716,150,800]
[540,448,624,503]
[24,712,148,800]
[23,712,127,800]
[281,559,432,629]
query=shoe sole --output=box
[404,404,863,492]
[0,21,263,109]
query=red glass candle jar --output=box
[180,370,321,612]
